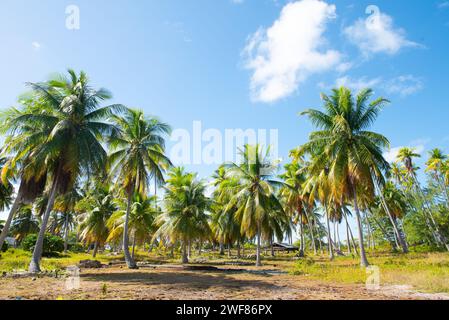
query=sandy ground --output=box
[1,265,447,300]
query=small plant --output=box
[101,283,108,295]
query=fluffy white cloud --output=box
[383,141,427,163]
[334,75,381,92]
[319,74,423,97]
[384,75,423,97]
[243,0,341,103]
[32,41,42,50]
[344,9,418,56]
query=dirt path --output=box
[0,266,447,300]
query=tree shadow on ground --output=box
[81,270,280,291]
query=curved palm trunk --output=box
[123,189,137,269]
[413,176,449,250]
[256,224,262,267]
[0,197,21,250]
[324,206,334,260]
[376,184,408,253]
[351,185,369,267]
[28,169,61,273]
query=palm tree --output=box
[108,108,171,268]
[154,167,211,264]
[210,166,243,257]
[10,205,40,243]
[426,149,449,207]
[224,145,284,267]
[397,147,449,250]
[53,188,82,252]
[4,70,122,272]
[0,98,50,251]
[300,87,391,267]
[78,183,116,257]
[107,193,158,259]
[279,162,309,256]
[0,158,13,212]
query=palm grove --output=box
[0,70,448,272]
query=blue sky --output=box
[0,0,449,213]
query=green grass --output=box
[290,251,449,293]
[0,249,125,273]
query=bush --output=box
[22,234,64,256]
[68,242,85,253]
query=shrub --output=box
[1,241,8,252]
[22,234,64,256]
[68,242,85,253]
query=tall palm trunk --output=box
[219,241,225,255]
[92,241,99,258]
[0,197,21,250]
[351,185,369,267]
[131,233,137,260]
[29,167,61,273]
[237,239,241,258]
[123,188,137,269]
[182,241,189,264]
[324,205,334,260]
[63,213,69,253]
[298,221,305,257]
[256,223,262,267]
[345,218,352,254]
[304,209,317,255]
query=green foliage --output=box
[22,233,64,256]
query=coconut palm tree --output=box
[426,149,449,207]
[10,205,40,243]
[300,87,391,267]
[4,70,122,272]
[210,165,244,257]
[0,158,13,212]
[107,193,158,259]
[53,188,82,252]
[78,183,117,257]
[108,108,171,268]
[279,162,309,256]
[397,147,449,250]
[154,167,211,263]
[0,98,51,251]
[224,145,284,267]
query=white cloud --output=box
[384,75,423,97]
[344,9,418,56]
[383,141,427,163]
[32,41,42,50]
[335,75,381,92]
[243,0,342,103]
[319,74,423,97]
